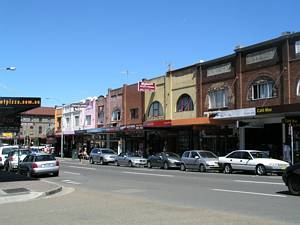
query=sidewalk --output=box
[0,170,62,204]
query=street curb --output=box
[43,186,63,197]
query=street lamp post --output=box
[60,127,64,158]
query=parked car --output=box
[0,145,19,169]
[4,148,31,171]
[18,153,59,177]
[180,150,220,172]
[282,163,300,195]
[114,152,147,167]
[147,152,181,169]
[218,150,289,175]
[89,148,117,165]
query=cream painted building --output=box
[165,66,197,120]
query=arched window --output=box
[112,108,121,121]
[297,80,300,96]
[176,94,194,112]
[148,101,163,117]
[250,76,275,100]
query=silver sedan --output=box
[114,152,147,167]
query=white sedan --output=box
[218,150,289,175]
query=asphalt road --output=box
[1,159,299,225]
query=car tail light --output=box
[56,160,59,166]
[32,163,38,168]
[0,156,2,161]
[9,156,13,161]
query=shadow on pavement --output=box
[0,170,38,182]
[276,190,297,196]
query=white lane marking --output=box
[122,171,174,177]
[68,166,96,170]
[234,180,284,185]
[212,189,286,198]
[64,171,81,175]
[61,180,81,185]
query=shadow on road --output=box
[276,190,297,196]
[0,170,38,182]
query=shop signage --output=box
[206,108,256,119]
[120,125,143,130]
[143,120,171,127]
[282,117,300,126]
[256,106,273,114]
[1,132,13,138]
[138,81,156,92]
[0,97,41,107]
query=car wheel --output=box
[26,171,31,178]
[256,164,266,176]
[163,162,169,170]
[147,161,152,168]
[199,164,206,172]
[89,157,94,164]
[288,175,300,195]
[128,161,133,167]
[224,164,232,174]
[115,160,120,166]
[99,158,104,165]
[53,171,59,177]
[180,163,186,171]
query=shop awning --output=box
[171,117,230,126]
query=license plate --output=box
[42,163,54,168]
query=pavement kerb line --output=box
[40,180,63,197]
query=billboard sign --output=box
[138,81,156,92]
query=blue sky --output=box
[0,0,299,107]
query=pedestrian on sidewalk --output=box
[78,147,83,163]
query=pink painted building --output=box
[80,97,98,130]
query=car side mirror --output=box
[195,156,199,159]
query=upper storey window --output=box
[112,108,121,121]
[251,76,275,100]
[296,41,300,56]
[297,80,300,96]
[176,94,194,112]
[148,101,163,117]
[208,89,228,109]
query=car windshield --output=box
[2,147,18,155]
[127,152,142,157]
[102,149,116,154]
[165,152,180,159]
[13,150,31,156]
[35,155,56,161]
[250,151,269,159]
[199,151,217,158]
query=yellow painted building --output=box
[144,76,166,121]
[166,66,197,120]
[54,107,62,133]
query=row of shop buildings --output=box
[54,32,300,162]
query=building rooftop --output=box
[21,107,55,116]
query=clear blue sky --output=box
[0,0,299,107]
